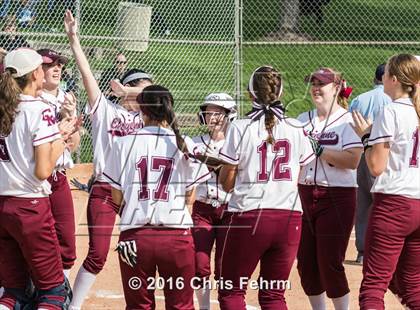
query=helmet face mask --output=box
[198,92,237,125]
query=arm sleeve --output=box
[299,129,315,166]
[185,159,211,191]
[32,106,61,146]
[342,119,364,150]
[368,105,395,146]
[219,123,242,164]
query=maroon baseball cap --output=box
[304,68,339,85]
[37,48,69,65]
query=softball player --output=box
[353,54,420,310]
[103,85,211,309]
[192,93,237,309]
[0,48,75,309]
[296,67,363,310]
[63,11,152,310]
[217,66,315,309]
[38,48,81,279]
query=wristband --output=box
[361,133,371,148]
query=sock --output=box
[0,305,11,310]
[331,293,350,310]
[69,266,96,309]
[195,287,210,310]
[308,292,326,310]
[63,269,71,280]
[0,287,4,298]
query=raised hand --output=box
[61,91,77,116]
[351,111,373,138]
[110,79,127,98]
[59,116,78,141]
[64,10,78,37]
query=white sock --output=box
[69,266,96,309]
[308,292,326,310]
[195,287,210,310]
[0,305,11,310]
[332,293,350,310]
[63,269,71,280]
[0,286,4,298]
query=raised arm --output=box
[64,10,100,107]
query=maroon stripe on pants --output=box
[48,171,76,270]
[0,197,64,290]
[359,193,420,310]
[297,185,355,298]
[218,209,301,310]
[119,227,195,310]
[82,182,119,274]
[191,200,226,281]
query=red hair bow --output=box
[339,80,353,99]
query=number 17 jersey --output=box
[219,116,315,213]
[103,126,211,231]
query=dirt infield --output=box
[67,164,403,309]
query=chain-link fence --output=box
[1,0,420,162]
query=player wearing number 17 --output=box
[103,85,211,309]
[352,54,420,310]
[217,66,315,309]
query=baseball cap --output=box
[4,48,43,77]
[37,48,69,65]
[305,68,339,85]
[375,63,386,82]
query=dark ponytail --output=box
[0,69,26,136]
[137,85,187,154]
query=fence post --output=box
[234,0,243,116]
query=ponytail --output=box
[0,70,22,136]
[250,67,282,144]
[164,103,187,154]
[337,97,348,110]
[410,86,420,124]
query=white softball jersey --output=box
[219,116,315,213]
[41,89,75,170]
[87,94,143,182]
[103,126,211,231]
[192,134,231,206]
[297,107,363,187]
[0,95,61,197]
[369,98,420,199]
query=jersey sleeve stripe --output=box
[300,152,315,165]
[186,171,212,189]
[342,141,363,148]
[103,172,122,186]
[33,132,61,143]
[219,152,240,164]
[368,135,392,142]
[89,94,103,116]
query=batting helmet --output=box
[198,93,237,125]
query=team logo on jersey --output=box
[41,108,57,126]
[318,132,339,145]
[108,114,143,137]
[311,131,339,145]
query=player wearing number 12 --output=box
[103,85,211,310]
[217,66,315,309]
[353,54,420,310]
